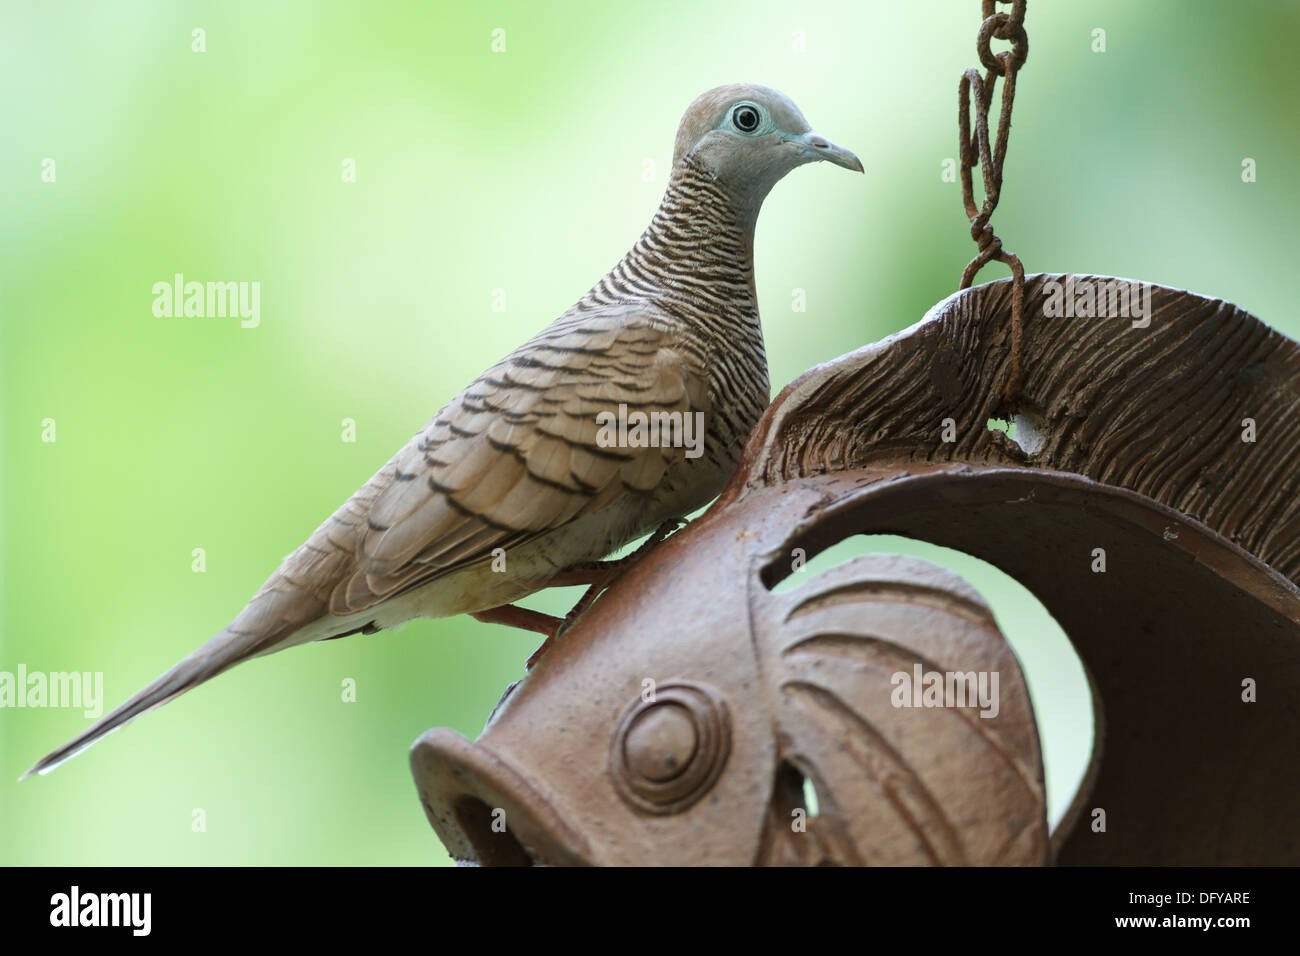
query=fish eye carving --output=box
[610,681,731,815]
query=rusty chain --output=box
[958,0,1028,411]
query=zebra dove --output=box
[26,83,861,777]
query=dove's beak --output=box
[789,131,864,173]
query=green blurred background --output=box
[2,1,1297,865]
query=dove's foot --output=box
[473,519,686,669]
[528,518,685,666]
[547,518,686,588]
[471,604,561,636]
[469,603,574,670]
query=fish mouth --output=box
[410,728,593,866]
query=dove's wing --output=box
[22,303,710,778]
[329,303,711,615]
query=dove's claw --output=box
[470,605,561,636]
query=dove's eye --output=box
[731,104,761,133]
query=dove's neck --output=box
[587,157,760,320]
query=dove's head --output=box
[672,84,862,203]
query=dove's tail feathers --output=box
[21,627,268,780]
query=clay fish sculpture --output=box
[412,520,1049,865]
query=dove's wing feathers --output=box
[333,304,709,614]
[23,304,708,779]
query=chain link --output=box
[958,0,1029,411]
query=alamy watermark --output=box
[1042,275,1152,328]
[152,273,260,328]
[890,663,1000,719]
[0,665,103,718]
[595,404,705,460]
[50,886,151,936]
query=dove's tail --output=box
[21,627,270,779]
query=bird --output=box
[25,83,862,778]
